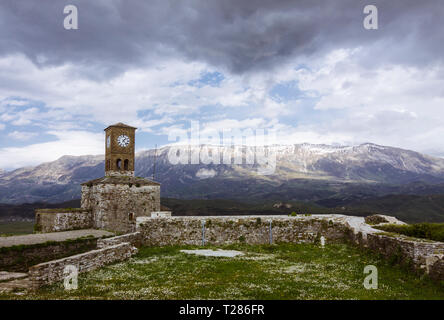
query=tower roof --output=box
[104,122,137,131]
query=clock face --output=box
[117,135,130,147]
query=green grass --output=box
[375,223,444,242]
[2,242,444,300]
[0,221,34,236]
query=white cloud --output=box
[201,118,267,132]
[0,130,103,169]
[0,54,299,131]
[0,99,28,110]
[289,48,444,156]
[0,54,259,126]
[2,46,444,169]
[8,131,37,141]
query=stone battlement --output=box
[136,215,349,246]
[135,214,444,281]
[3,214,444,292]
[28,242,137,289]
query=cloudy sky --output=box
[0,0,443,169]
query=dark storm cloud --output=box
[0,0,442,78]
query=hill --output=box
[2,194,443,224]
[1,143,444,205]
[1,143,444,223]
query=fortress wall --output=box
[429,257,444,281]
[0,238,98,272]
[136,216,350,246]
[35,209,93,233]
[97,232,142,248]
[28,242,137,289]
[136,215,444,281]
[19,214,444,288]
[348,227,444,280]
[366,233,417,264]
[364,233,444,272]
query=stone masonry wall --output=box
[136,215,444,281]
[429,256,444,281]
[81,183,160,234]
[137,216,349,246]
[35,210,93,233]
[96,232,141,248]
[346,217,444,281]
[0,238,98,272]
[365,233,444,269]
[16,214,444,288]
[28,242,137,289]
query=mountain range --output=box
[1,143,444,206]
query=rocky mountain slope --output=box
[1,143,444,204]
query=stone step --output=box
[0,277,31,293]
[0,271,28,283]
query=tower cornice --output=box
[104,122,137,131]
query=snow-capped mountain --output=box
[1,143,444,204]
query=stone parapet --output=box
[136,215,349,246]
[97,232,142,248]
[28,242,137,289]
[135,214,444,281]
[35,209,93,233]
[0,237,98,272]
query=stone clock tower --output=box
[79,122,164,234]
[105,123,136,176]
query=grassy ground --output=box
[375,223,444,242]
[0,221,34,236]
[2,242,444,300]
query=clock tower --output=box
[70,122,168,234]
[104,122,136,176]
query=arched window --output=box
[124,159,129,170]
[116,159,122,170]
